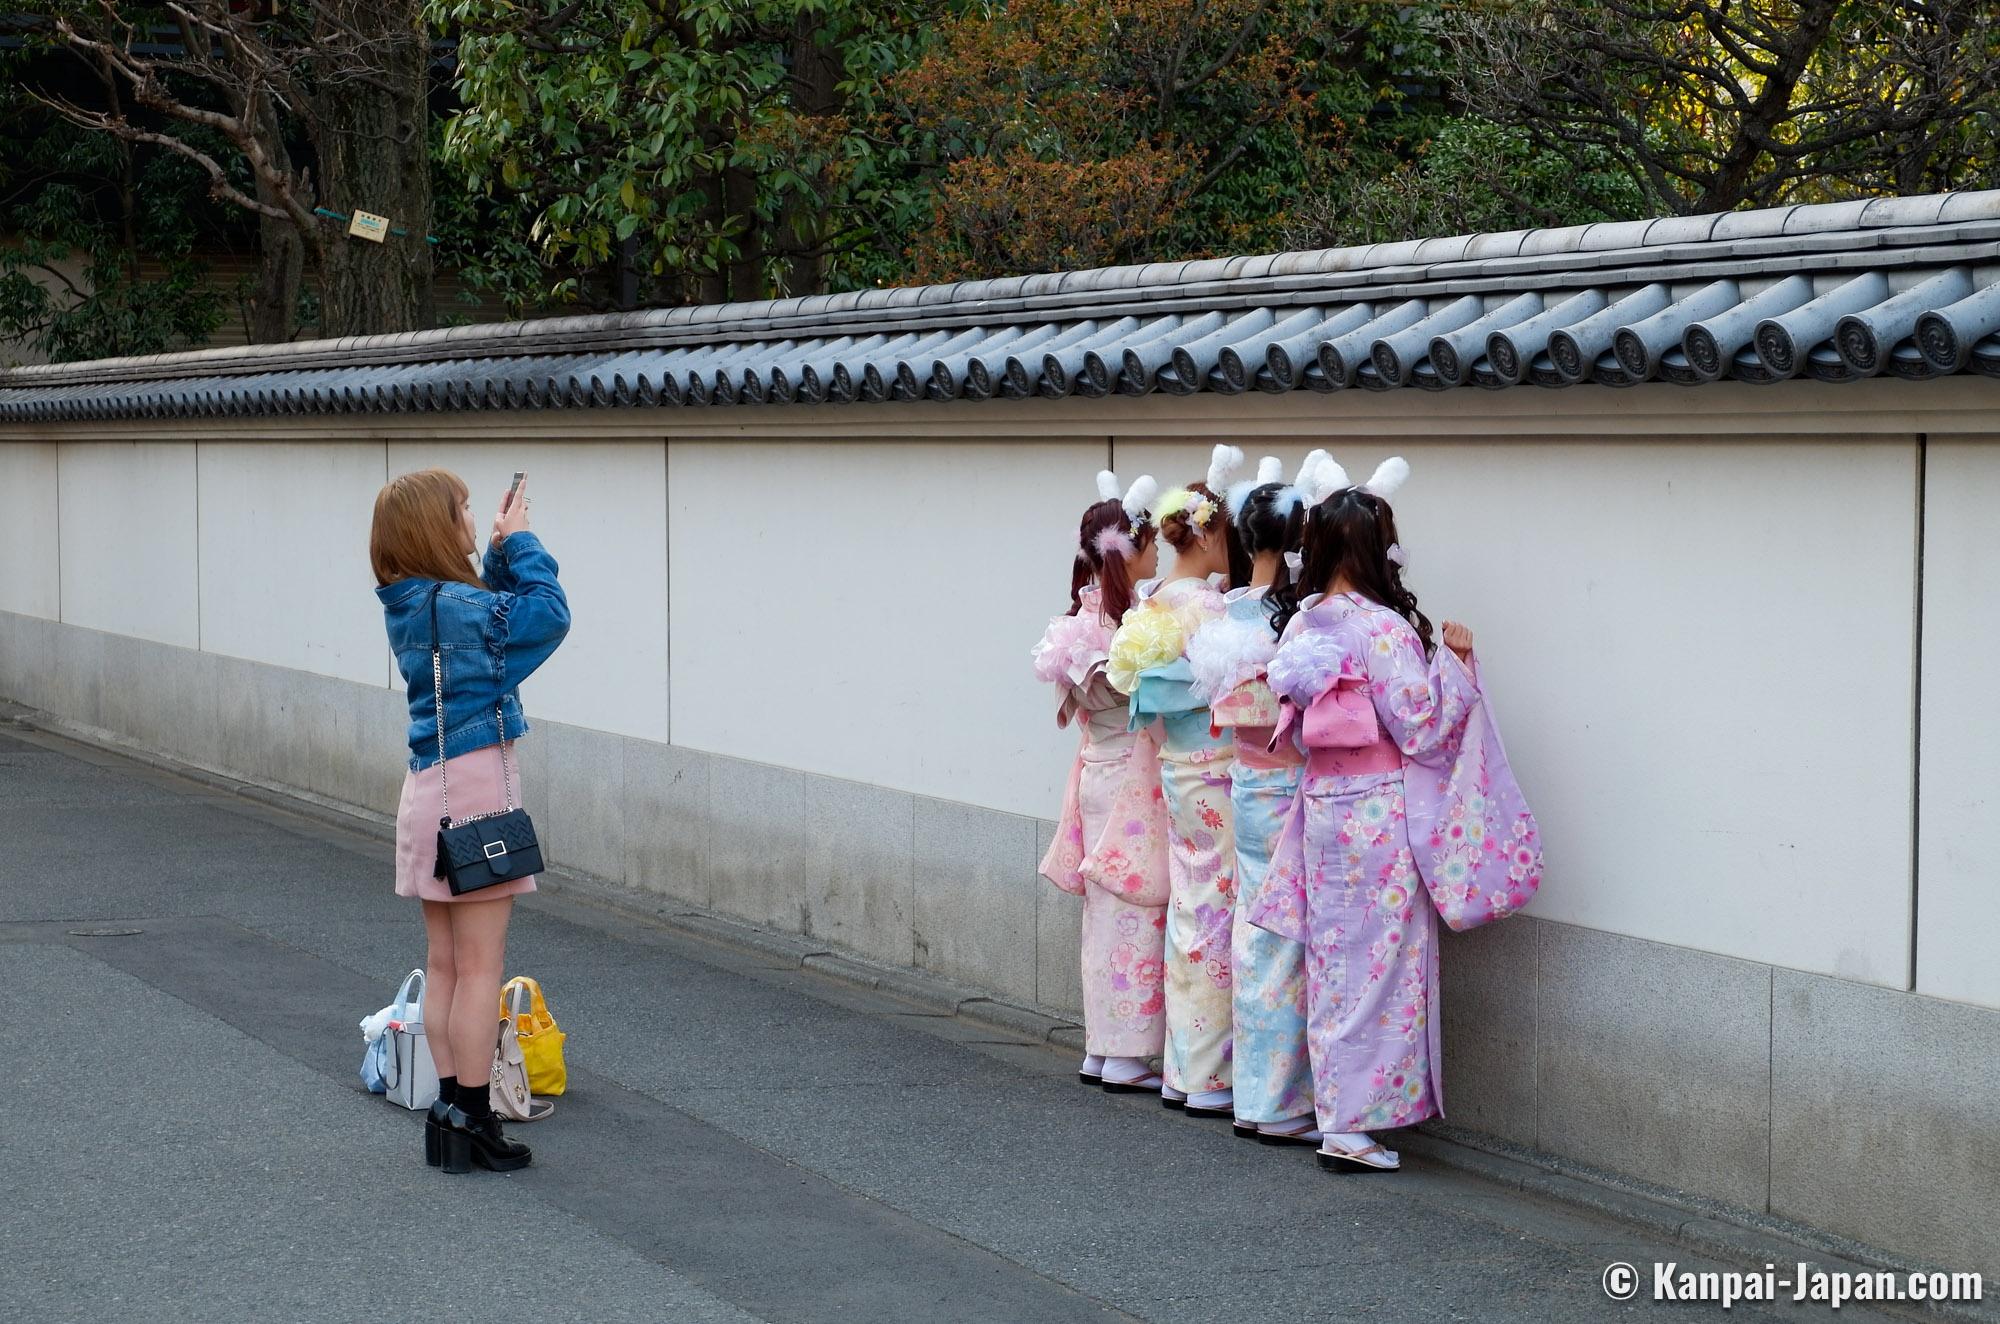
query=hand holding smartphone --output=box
[493,470,531,547]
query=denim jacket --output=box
[376,532,571,771]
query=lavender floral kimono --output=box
[1251,593,1541,1135]
[1187,586,1314,1126]
[1109,576,1236,1096]
[1035,587,1170,1058]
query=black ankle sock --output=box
[457,1084,493,1122]
[436,1076,459,1108]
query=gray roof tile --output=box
[1937,190,2000,223]
[10,190,2000,419]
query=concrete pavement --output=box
[0,719,1933,1323]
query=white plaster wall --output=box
[386,441,670,742]
[58,441,199,648]
[0,442,60,618]
[197,442,391,686]
[669,436,1109,817]
[1116,435,1919,986]
[1915,438,2000,1009]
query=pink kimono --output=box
[1035,588,1171,1057]
[1251,593,1541,1135]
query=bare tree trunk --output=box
[245,97,306,342]
[1697,0,1839,210]
[779,17,842,295]
[724,160,762,302]
[314,1,434,337]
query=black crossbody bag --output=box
[428,585,544,894]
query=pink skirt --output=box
[394,742,539,903]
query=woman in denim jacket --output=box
[371,468,570,1173]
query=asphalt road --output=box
[0,718,1908,1323]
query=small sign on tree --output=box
[348,210,391,244]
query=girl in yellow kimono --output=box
[1108,444,1248,1118]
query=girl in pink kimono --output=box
[1035,470,1173,1093]
[1107,444,1249,1118]
[1255,457,1541,1173]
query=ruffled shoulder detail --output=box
[1186,613,1280,705]
[1106,601,1186,695]
[1031,610,1113,688]
[1153,576,1227,637]
[1267,624,1365,705]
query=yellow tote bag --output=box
[500,976,567,1097]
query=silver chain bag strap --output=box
[428,584,544,894]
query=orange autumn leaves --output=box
[890,0,1318,283]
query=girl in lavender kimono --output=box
[1107,444,1249,1118]
[1185,451,1331,1145]
[1035,471,1174,1093]
[1256,456,1541,1173]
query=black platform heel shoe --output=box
[424,1097,451,1167]
[440,1107,533,1174]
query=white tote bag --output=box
[381,968,439,1112]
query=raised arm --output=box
[1363,615,1480,765]
[485,532,570,687]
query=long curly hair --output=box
[1068,499,1155,624]
[1271,487,1434,655]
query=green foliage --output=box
[0,79,231,363]
[428,0,933,306]
[1287,116,1649,249]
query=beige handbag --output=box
[489,1015,550,1122]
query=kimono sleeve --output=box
[1363,619,1480,766]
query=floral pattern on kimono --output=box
[1191,587,1312,1123]
[1114,576,1237,1094]
[1034,587,1170,1058]
[1248,593,1537,1134]
[1227,760,1314,1123]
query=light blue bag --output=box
[359,969,425,1096]
[360,1032,393,1094]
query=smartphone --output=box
[503,470,525,512]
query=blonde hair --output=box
[370,468,483,589]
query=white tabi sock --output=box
[1101,1057,1161,1086]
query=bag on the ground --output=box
[359,1008,394,1094]
[500,975,568,1097]
[490,1011,537,1122]
[379,968,439,1112]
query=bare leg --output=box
[444,894,514,1095]
[421,899,458,1081]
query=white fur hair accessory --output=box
[1121,474,1158,529]
[1302,453,1349,507]
[1085,469,1153,559]
[1205,444,1246,495]
[1363,456,1410,500]
[1225,454,1285,520]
